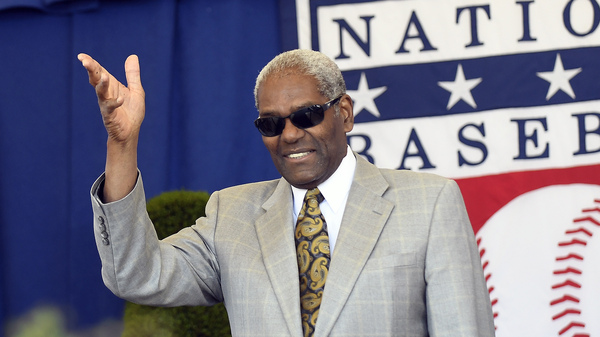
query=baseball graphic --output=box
[477,184,600,337]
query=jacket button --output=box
[102,238,110,246]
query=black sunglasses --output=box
[254,95,342,137]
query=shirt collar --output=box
[291,145,356,215]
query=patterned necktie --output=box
[295,187,330,337]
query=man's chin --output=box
[283,175,319,190]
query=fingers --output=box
[78,53,145,124]
[94,70,116,101]
[77,53,103,86]
[97,75,124,111]
[78,53,126,106]
[78,53,115,103]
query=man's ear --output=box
[339,94,354,132]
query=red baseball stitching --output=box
[478,237,499,325]
[550,199,600,337]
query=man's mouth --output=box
[286,151,313,159]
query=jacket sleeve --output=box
[90,172,223,307]
[424,179,495,337]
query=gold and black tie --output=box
[295,187,330,337]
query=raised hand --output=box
[78,53,145,202]
[78,53,145,144]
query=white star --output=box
[346,72,387,117]
[438,64,482,110]
[536,54,581,100]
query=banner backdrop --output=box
[281,1,600,336]
[0,0,281,332]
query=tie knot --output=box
[305,187,324,204]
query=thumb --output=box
[124,54,143,91]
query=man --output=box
[79,49,495,336]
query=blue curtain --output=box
[0,0,280,331]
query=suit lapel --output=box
[315,155,394,337]
[255,178,303,337]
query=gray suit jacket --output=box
[91,155,494,336]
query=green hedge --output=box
[122,190,231,337]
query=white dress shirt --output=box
[291,145,356,253]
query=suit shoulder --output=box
[373,168,465,215]
[378,168,454,188]
[216,179,281,200]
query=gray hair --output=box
[254,49,346,110]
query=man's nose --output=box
[280,118,304,142]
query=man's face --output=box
[256,72,354,189]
